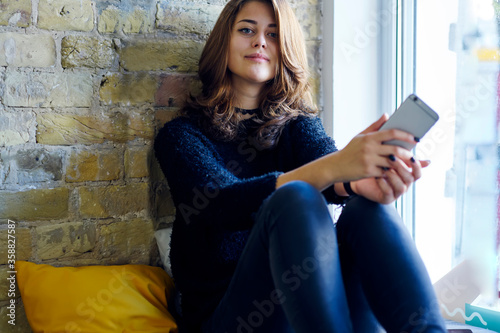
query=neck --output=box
[232,77,264,110]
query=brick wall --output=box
[0,0,322,331]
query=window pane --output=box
[414,0,499,324]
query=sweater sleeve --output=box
[288,115,348,205]
[154,117,281,231]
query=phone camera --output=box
[411,95,418,101]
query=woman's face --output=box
[228,1,278,90]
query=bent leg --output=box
[336,196,446,333]
[202,181,353,333]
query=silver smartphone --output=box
[379,94,439,150]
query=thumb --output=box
[360,113,389,134]
[420,160,431,168]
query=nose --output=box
[252,33,267,48]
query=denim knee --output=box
[273,180,323,203]
[341,196,400,224]
[255,181,331,232]
[336,195,406,244]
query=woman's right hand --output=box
[333,114,418,182]
[276,114,419,193]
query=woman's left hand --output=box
[350,157,430,204]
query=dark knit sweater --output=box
[154,114,346,332]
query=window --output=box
[327,0,499,326]
[412,0,499,317]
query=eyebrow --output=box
[237,19,276,27]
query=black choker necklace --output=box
[236,108,259,115]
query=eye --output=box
[238,28,254,35]
[268,32,278,39]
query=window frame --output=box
[325,0,418,236]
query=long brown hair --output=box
[183,0,318,149]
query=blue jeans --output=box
[201,181,446,333]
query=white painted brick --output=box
[3,70,93,107]
[38,0,94,31]
[0,33,56,67]
[0,109,35,146]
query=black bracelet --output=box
[343,181,356,196]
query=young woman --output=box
[154,0,447,332]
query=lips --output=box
[245,53,270,62]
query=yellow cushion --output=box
[16,261,178,333]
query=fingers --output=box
[376,128,418,147]
[378,145,413,163]
[410,157,422,181]
[391,159,414,183]
[382,155,426,199]
[375,177,395,202]
[359,129,416,166]
[388,156,430,182]
[341,124,429,182]
[419,160,431,168]
[383,167,410,198]
[360,113,389,134]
